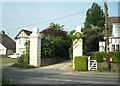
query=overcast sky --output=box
[1,0,119,39]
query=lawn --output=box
[1,58,17,64]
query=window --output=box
[19,38,27,46]
[115,26,118,33]
[19,39,22,45]
[0,49,4,54]
[116,44,120,52]
[115,39,117,43]
[19,48,25,54]
[112,44,115,51]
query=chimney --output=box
[0,31,5,34]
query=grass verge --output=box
[1,58,17,64]
[12,63,36,68]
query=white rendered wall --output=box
[112,23,120,37]
[73,26,83,69]
[99,42,105,52]
[0,43,6,55]
[16,39,26,54]
[99,23,120,52]
[30,28,41,67]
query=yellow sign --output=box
[107,45,109,48]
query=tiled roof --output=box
[14,29,32,39]
[0,31,16,49]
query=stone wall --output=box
[98,62,120,72]
[41,58,67,66]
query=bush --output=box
[41,28,68,38]
[74,56,87,71]
[12,54,35,68]
[90,52,120,63]
[17,54,28,64]
[12,63,35,68]
[108,52,120,63]
[0,55,7,58]
[41,26,71,59]
[41,35,71,58]
[2,79,16,86]
[2,79,10,86]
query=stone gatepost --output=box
[30,28,41,67]
[73,26,83,69]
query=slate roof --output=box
[0,31,16,49]
[14,29,32,39]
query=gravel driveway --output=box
[41,60,73,71]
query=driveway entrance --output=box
[41,60,72,71]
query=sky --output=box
[1,0,119,39]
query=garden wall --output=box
[41,57,67,66]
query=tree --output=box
[84,3,105,29]
[41,22,71,58]
[83,26,104,55]
[41,28,68,39]
[49,22,64,30]
[25,41,30,64]
[83,3,105,55]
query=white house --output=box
[14,29,32,55]
[0,31,16,55]
[99,16,120,52]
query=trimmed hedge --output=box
[74,56,87,71]
[90,52,120,63]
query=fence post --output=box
[96,61,97,70]
[88,56,90,70]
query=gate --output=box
[88,56,97,70]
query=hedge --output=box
[74,56,87,71]
[90,52,120,63]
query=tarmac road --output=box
[2,66,119,85]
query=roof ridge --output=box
[14,29,32,39]
[22,29,32,32]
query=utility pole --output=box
[104,0,111,72]
[104,0,109,52]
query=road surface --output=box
[2,67,119,85]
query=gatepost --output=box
[73,26,83,69]
[30,28,41,67]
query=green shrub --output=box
[108,52,120,63]
[2,79,16,86]
[74,56,87,71]
[2,79,10,86]
[90,52,120,63]
[41,26,71,59]
[41,35,71,58]
[1,55,7,58]
[12,63,35,68]
[12,54,35,68]
[91,52,107,63]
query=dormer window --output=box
[115,25,118,33]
